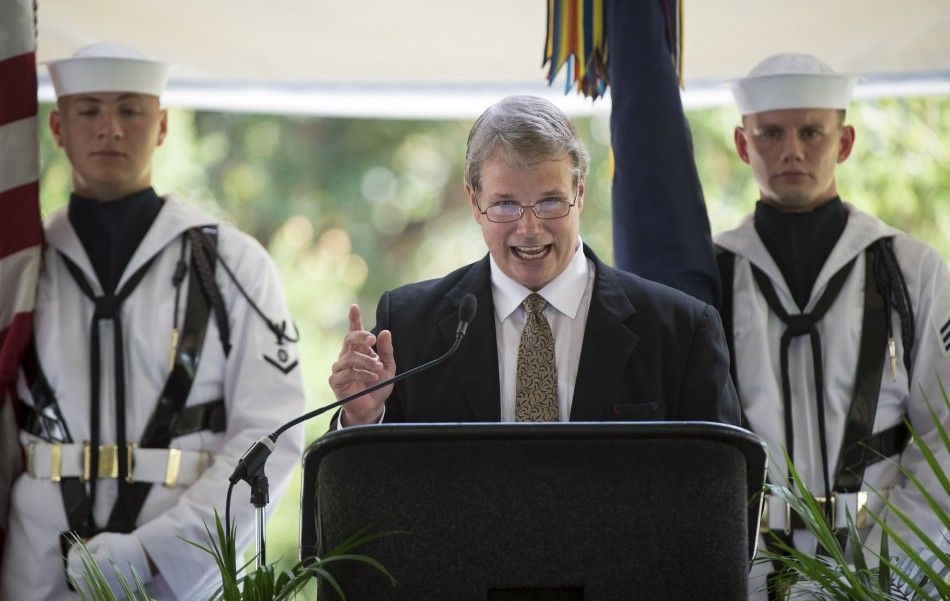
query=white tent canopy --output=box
[36,0,950,117]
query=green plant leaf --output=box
[324,527,404,557]
[309,566,346,601]
[762,376,950,601]
[865,491,950,597]
[877,527,890,593]
[318,553,398,586]
[179,509,398,601]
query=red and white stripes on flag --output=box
[0,0,43,571]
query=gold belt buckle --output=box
[856,491,869,529]
[26,441,38,479]
[757,493,794,535]
[50,444,63,482]
[830,491,870,531]
[82,442,91,481]
[162,450,212,487]
[83,443,120,480]
[25,441,64,481]
[98,444,119,479]
[811,495,833,532]
[126,443,137,484]
[163,448,183,487]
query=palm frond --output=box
[180,510,397,600]
[762,376,950,600]
[64,534,155,601]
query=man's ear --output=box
[49,110,65,148]
[836,124,856,164]
[733,126,751,165]
[575,177,585,212]
[156,109,169,146]
[466,185,482,223]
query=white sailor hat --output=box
[729,53,856,116]
[45,42,169,99]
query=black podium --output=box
[300,422,767,600]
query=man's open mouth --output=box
[512,244,551,260]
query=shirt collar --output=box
[490,237,588,322]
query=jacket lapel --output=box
[440,256,501,421]
[570,246,640,421]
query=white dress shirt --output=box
[490,238,595,421]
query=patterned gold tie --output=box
[515,293,559,421]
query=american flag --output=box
[0,0,42,571]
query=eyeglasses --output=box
[475,192,578,223]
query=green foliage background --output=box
[35,96,950,588]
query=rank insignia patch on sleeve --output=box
[263,347,298,374]
[259,319,300,373]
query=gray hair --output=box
[464,95,590,194]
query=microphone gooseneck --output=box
[228,293,477,485]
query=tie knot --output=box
[93,295,119,319]
[522,293,548,315]
[784,313,814,336]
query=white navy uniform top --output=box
[716,203,950,599]
[0,196,305,601]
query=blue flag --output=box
[607,0,720,307]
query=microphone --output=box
[456,293,476,337]
[229,293,478,485]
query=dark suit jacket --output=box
[374,245,739,425]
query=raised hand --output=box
[328,304,396,426]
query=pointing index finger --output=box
[348,304,364,333]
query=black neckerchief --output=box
[68,188,164,293]
[61,187,163,540]
[754,196,848,311]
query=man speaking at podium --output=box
[330,96,739,427]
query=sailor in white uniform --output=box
[715,53,950,600]
[0,43,305,600]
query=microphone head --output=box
[459,293,477,325]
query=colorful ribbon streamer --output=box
[543,0,684,98]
